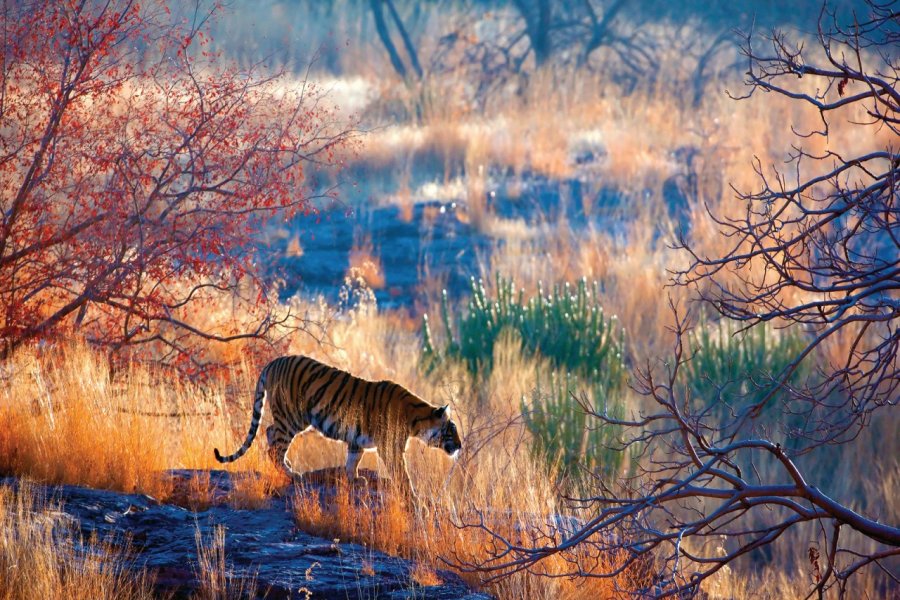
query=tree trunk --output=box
[370,0,411,80]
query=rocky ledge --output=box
[1,470,492,599]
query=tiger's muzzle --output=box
[442,432,462,456]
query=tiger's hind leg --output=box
[266,425,299,478]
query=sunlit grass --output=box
[0,343,282,506]
[0,327,646,597]
[0,482,155,600]
[193,525,259,600]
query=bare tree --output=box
[451,2,899,596]
[454,305,899,597]
[511,0,553,68]
[423,0,656,107]
[508,0,655,75]
[678,0,899,449]
[369,0,423,81]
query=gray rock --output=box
[0,471,493,600]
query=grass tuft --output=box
[682,317,810,426]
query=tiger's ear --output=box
[434,404,451,418]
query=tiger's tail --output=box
[214,373,268,464]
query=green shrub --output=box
[522,370,628,480]
[422,275,631,480]
[682,318,809,424]
[422,274,627,385]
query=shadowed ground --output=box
[1,470,492,600]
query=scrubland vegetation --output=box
[0,483,156,600]
[1,0,897,598]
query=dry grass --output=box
[286,322,644,598]
[699,557,897,600]
[1,286,897,598]
[0,344,182,497]
[292,469,637,599]
[0,318,645,597]
[346,20,886,272]
[0,342,285,507]
[482,217,684,360]
[0,482,155,600]
[193,525,258,600]
[348,236,387,290]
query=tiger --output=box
[214,355,461,499]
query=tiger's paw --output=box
[350,475,370,488]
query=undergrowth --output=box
[523,369,629,480]
[0,482,155,600]
[682,317,810,427]
[292,478,643,599]
[422,275,626,383]
[423,275,630,479]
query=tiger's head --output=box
[420,405,462,458]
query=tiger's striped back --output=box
[214,355,461,497]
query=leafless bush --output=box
[452,2,899,596]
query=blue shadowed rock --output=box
[0,472,493,600]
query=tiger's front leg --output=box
[345,443,369,487]
[399,454,417,503]
[379,440,417,503]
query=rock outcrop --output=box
[1,470,492,599]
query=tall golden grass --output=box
[193,525,259,600]
[293,482,634,599]
[3,301,894,598]
[0,479,271,599]
[0,342,283,503]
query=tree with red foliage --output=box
[0,0,352,373]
